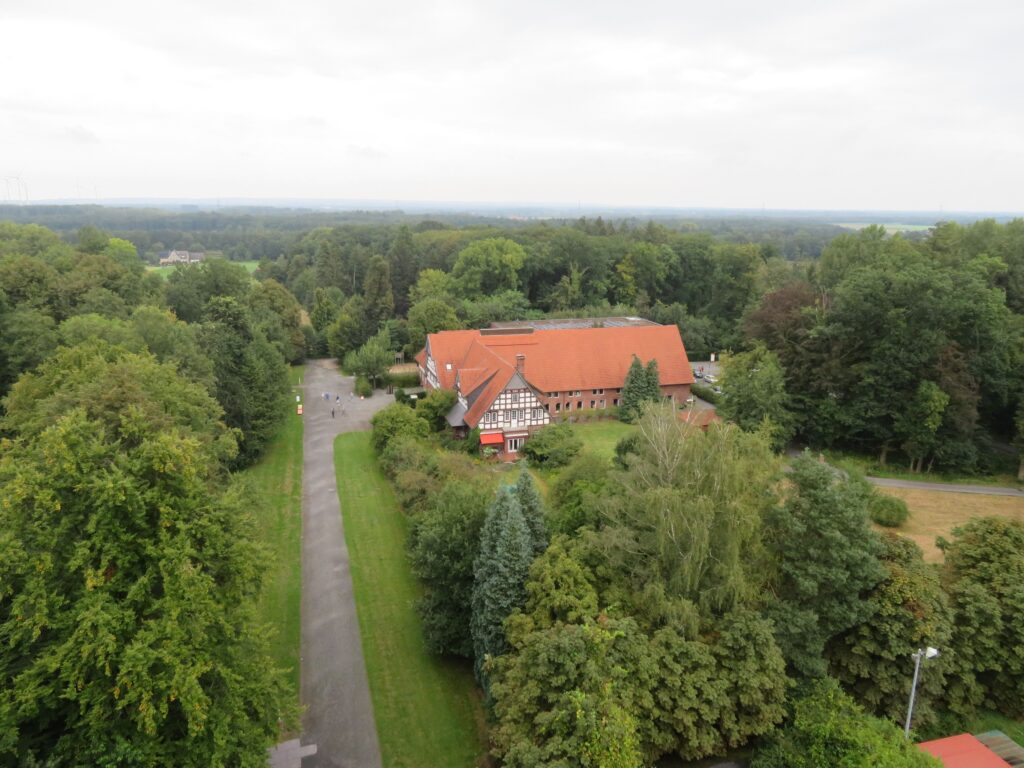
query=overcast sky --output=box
[1,0,1022,211]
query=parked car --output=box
[693,369,703,378]
[704,374,717,384]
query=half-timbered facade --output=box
[416,323,694,456]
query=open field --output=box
[334,432,487,768]
[244,365,304,695]
[569,418,635,458]
[146,259,260,278]
[878,487,1024,562]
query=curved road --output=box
[867,476,1023,497]
[299,360,389,768]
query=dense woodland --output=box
[0,222,299,763]
[373,398,1024,766]
[2,211,1024,764]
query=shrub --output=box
[613,432,641,469]
[869,493,910,527]
[371,403,429,453]
[752,677,940,767]
[394,387,410,405]
[550,453,611,534]
[691,382,721,405]
[355,376,373,397]
[388,370,421,388]
[416,388,457,432]
[379,435,438,481]
[520,423,582,468]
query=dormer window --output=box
[445,363,452,371]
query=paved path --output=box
[298,359,390,768]
[867,476,1023,497]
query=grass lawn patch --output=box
[335,431,487,768]
[146,259,260,279]
[243,364,304,696]
[878,487,1024,562]
[569,419,636,458]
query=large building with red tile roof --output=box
[415,323,694,455]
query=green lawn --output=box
[570,419,636,458]
[146,259,260,279]
[244,364,304,696]
[335,432,487,768]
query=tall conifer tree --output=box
[513,464,549,555]
[471,487,533,689]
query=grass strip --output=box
[335,431,487,768]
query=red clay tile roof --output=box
[422,325,694,428]
[680,409,722,429]
[919,735,1011,767]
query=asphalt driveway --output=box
[298,359,390,767]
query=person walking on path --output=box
[331,408,335,419]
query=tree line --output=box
[0,222,300,762]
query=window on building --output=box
[574,390,582,396]
[577,401,583,410]
[600,399,606,408]
[555,402,561,412]
[589,400,595,408]
[594,388,604,395]
[547,392,557,398]
[445,363,452,371]
[507,437,524,453]
[512,392,519,403]
[613,398,619,406]
[566,402,572,411]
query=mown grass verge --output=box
[244,364,304,696]
[334,431,487,768]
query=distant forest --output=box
[0,203,863,261]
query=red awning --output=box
[479,432,504,446]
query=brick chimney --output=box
[515,353,525,376]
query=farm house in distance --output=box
[415,319,694,455]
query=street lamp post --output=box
[905,647,940,738]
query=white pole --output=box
[905,649,923,738]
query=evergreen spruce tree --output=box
[618,355,647,423]
[513,463,549,555]
[644,358,661,401]
[471,487,533,690]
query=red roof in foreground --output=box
[680,409,722,429]
[919,734,1010,767]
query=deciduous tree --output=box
[764,455,885,678]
